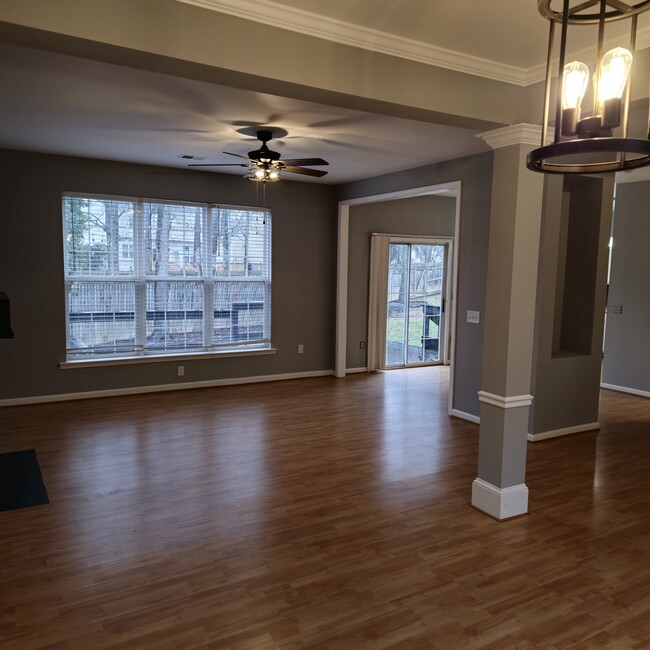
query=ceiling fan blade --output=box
[280,157,329,167]
[283,166,328,177]
[223,151,252,160]
[188,163,251,167]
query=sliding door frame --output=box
[381,236,453,369]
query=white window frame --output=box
[61,193,273,367]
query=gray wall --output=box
[530,174,615,435]
[602,181,650,394]
[0,149,338,399]
[339,152,494,417]
[346,195,456,369]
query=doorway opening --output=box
[336,180,462,417]
[386,241,449,368]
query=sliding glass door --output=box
[385,242,448,368]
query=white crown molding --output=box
[471,478,529,520]
[176,0,529,86]
[478,390,534,409]
[177,0,650,87]
[478,124,549,150]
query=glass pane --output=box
[212,209,268,278]
[422,245,444,363]
[407,303,425,364]
[144,203,204,277]
[386,244,408,367]
[63,197,135,276]
[146,281,204,351]
[214,281,267,344]
[67,281,136,356]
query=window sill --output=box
[60,347,277,369]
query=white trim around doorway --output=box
[335,180,462,416]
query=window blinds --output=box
[63,194,271,359]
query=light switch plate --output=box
[467,310,480,324]
[611,304,623,314]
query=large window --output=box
[63,194,271,360]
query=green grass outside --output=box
[387,317,438,345]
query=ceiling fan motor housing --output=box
[250,143,281,162]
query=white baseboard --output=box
[601,383,650,399]
[345,367,368,374]
[471,478,528,520]
[527,421,600,442]
[450,409,480,424]
[0,370,334,407]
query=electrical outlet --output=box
[360,341,365,349]
[467,310,480,324]
[298,344,304,354]
[177,365,185,377]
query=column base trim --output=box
[471,478,529,521]
[527,421,599,442]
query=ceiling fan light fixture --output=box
[528,0,650,174]
[249,164,281,182]
[190,129,328,181]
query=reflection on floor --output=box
[1,367,649,648]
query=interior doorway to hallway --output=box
[385,240,449,368]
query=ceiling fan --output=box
[189,129,329,182]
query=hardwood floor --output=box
[1,368,650,649]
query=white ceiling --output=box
[0,42,491,184]
[1,2,649,184]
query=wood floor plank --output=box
[1,369,649,648]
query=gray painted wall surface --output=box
[346,195,456,370]
[339,152,494,417]
[602,181,650,394]
[530,174,614,435]
[0,149,337,399]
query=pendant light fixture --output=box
[527,0,650,174]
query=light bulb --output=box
[598,47,632,130]
[269,170,279,180]
[254,168,265,179]
[599,47,632,103]
[562,61,589,110]
[561,61,589,136]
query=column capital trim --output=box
[477,123,546,149]
[478,391,533,409]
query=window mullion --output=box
[134,199,146,354]
[204,205,214,349]
[265,209,272,341]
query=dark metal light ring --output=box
[538,0,650,24]
[527,137,650,174]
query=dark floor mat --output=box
[0,449,49,512]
